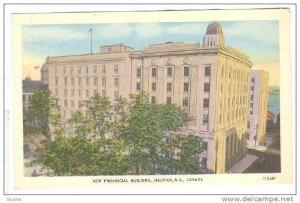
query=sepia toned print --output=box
[22,19,281,177]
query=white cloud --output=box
[95,24,133,39]
[22,26,87,43]
[224,21,279,45]
[166,23,207,35]
[135,23,164,38]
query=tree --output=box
[23,89,62,139]
[124,92,193,175]
[28,92,203,176]
[68,94,114,139]
[27,135,130,176]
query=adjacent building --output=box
[42,22,252,173]
[248,70,269,147]
[22,75,47,111]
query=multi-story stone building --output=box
[42,22,252,173]
[22,75,47,111]
[248,70,269,147]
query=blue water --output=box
[268,90,280,122]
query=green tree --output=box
[26,135,130,176]
[68,94,113,139]
[28,92,203,176]
[124,92,192,175]
[23,89,62,139]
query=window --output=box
[203,98,209,108]
[54,67,57,75]
[71,100,74,108]
[183,82,189,92]
[55,88,58,96]
[251,95,254,101]
[201,158,207,169]
[250,111,253,115]
[167,82,172,92]
[202,141,208,150]
[102,65,106,74]
[204,83,210,92]
[165,151,171,159]
[85,66,88,74]
[71,89,74,97]
[55,78,58,85]
[184,66,189,76]
[250,103,253,108]
[86,90,89,97]
[167,67,172,77]
[94,90,97,96]
[152,68,157,77]
[77,66,81,74]
[166,97,172,104]
[64,100,67,107]
[78,89,82,97]
[182,97,189,107]
[251,77,255,82]
[64,89,67,97]
[94,77,97,86]
[136,82,141,91]
[102,77,106,87]
[63,67,66,74]
[114,78,119,87]
[78,77,82,85]
[205,65,211,76]
[71,77,74,85]
[70,66,73,74]
[251,86,254,91]
[93,66,97,74]
[151,96,156,104]
[23,95,26,102]
[222,66,224,77]
[203,114,209,125]
[114,90,119,99]
[152,82,156,91]
[136,67,141,78]
[114,65,119,74]
[102,90,106,97]
[86,77,89,86]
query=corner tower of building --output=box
[203,21,225,47]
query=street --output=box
[244,137,281,173]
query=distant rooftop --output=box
[23,76,47,92]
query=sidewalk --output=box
[228,154,258,173]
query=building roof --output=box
[206,21,223,35]
[22,78,47,92]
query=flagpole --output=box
[90,28,93,54]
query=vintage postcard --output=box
[4,5,295,195]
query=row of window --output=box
[136,82,210,92]
[61,91,119,107]
[54,77,119,87]
[221,65,249,82]
[218,108,248,124]
[54,64,119,75]
[149,96,209,109]
[144,65,211,78]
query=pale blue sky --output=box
[22,20,279,85]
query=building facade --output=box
[43,22,252,173]
[248,70,269,147]
[22,75,48,111]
